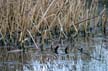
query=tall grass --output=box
[0,0,107,47]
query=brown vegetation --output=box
[0,0,107,47]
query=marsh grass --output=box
[0,0,107,48]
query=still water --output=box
[0,36,108,71]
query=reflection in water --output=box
[0,37,108,71]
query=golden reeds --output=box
[0,0,107,47]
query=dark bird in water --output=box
[65,46,69,54]
[78,47,83,53]
[54,45,69,54]
[54,45,59,54]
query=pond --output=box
[0,36,108,71]
[0,1,108,71]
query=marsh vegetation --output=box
[0,0,108,71]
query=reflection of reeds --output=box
[0,0,107,47]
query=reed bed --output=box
[0,0,107,48]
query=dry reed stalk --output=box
[27,30,39,49]
[58,17,67,38]
[35,0,56,31]
[0,0,106,47]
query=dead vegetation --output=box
[0,0,107,47]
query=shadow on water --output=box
[0,36,108,71]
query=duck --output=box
[54,45,59,54]
[53,45,69,54]
[77,47,83,53]
[65,46,69,54]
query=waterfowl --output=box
[78,47,83,53]
[65,46,69,54]
[54,45,59,54]
[54,45,69,54]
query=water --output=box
[0,36,108,71]
[0,1,108,71]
